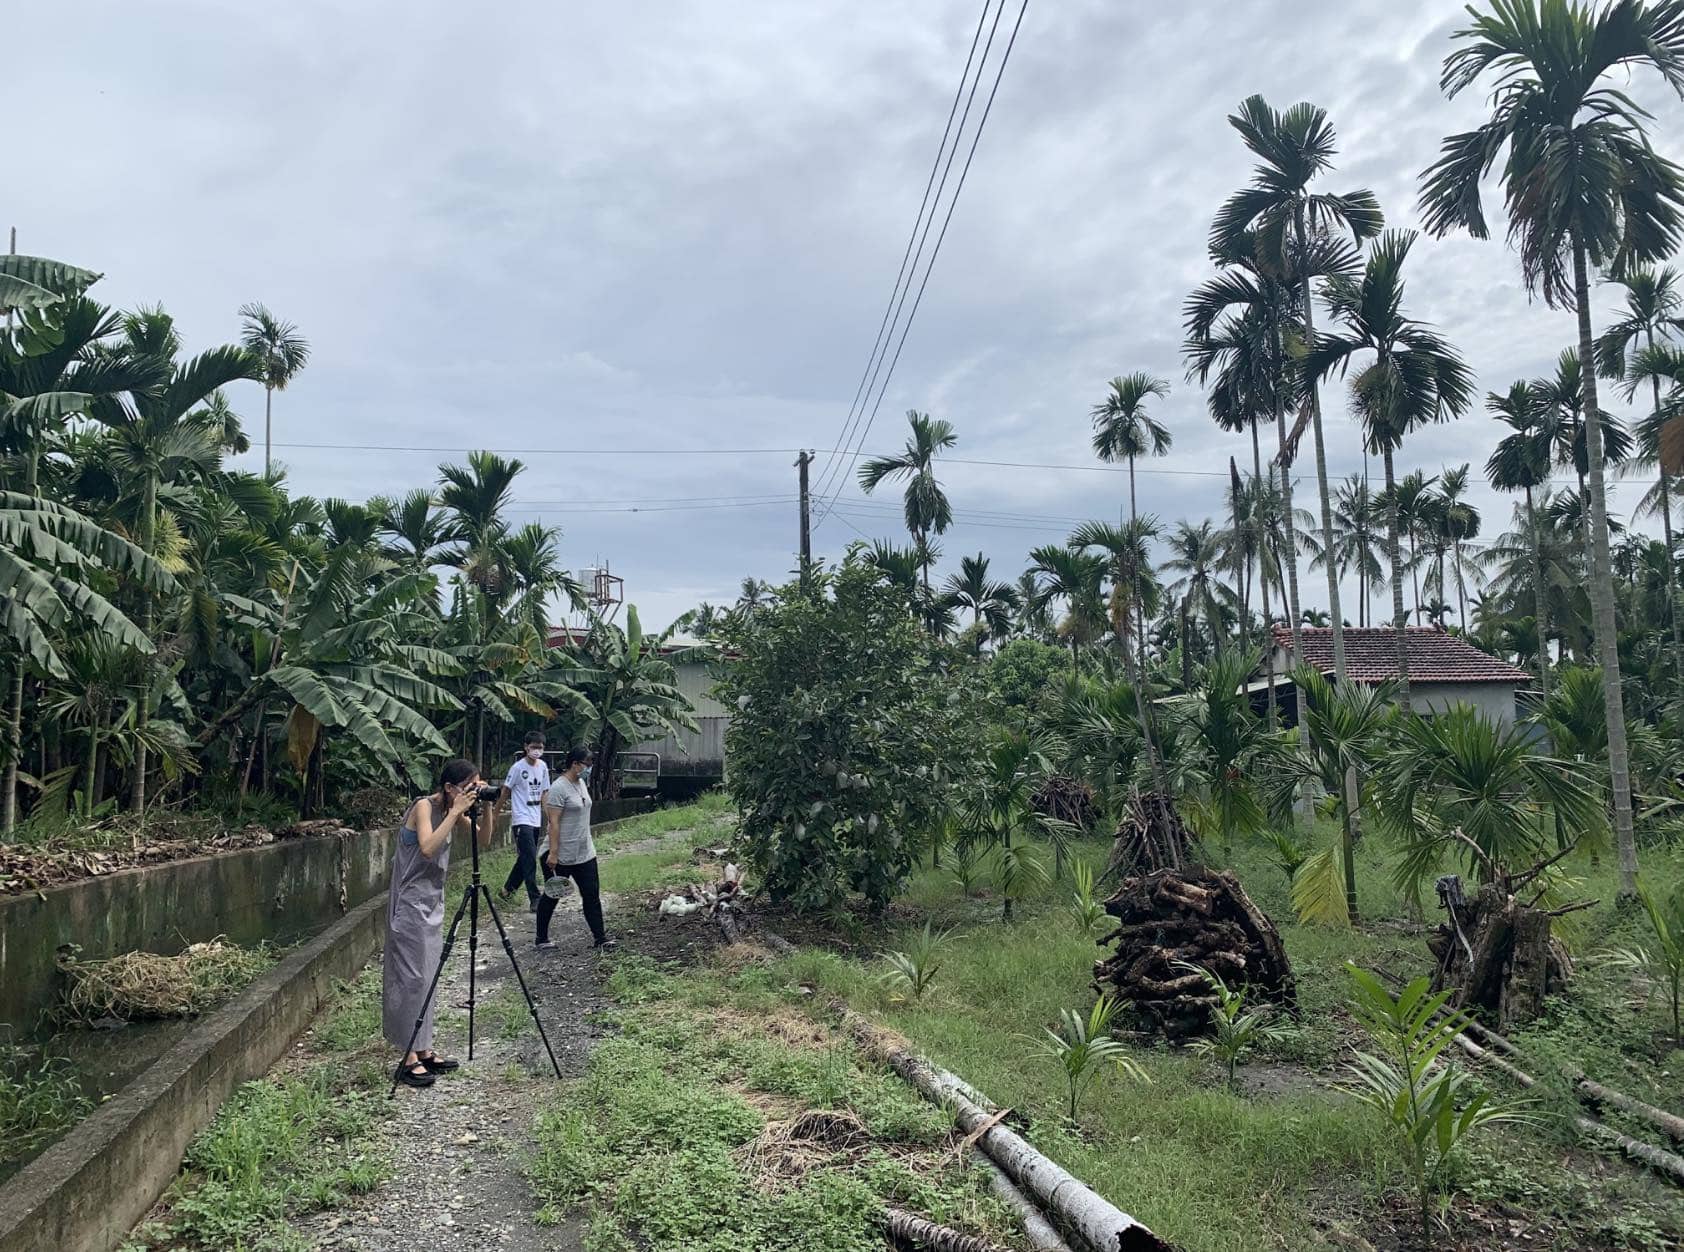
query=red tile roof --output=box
[1270,626,1530,685]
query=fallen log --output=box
[1377,969,1684,1146]
[1445,1021,1684,1186]
[835,1003,1179,1252]
[976,1158,1075,1252]
[881,1207,1012,1252]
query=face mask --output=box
[582,765,593,781]
[527,748,543,761]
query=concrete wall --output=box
[0,827,405,1042]
[0,893,387,1252]
[1412,682,1519,727]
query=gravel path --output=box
[304,883,615,1252]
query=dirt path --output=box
[302,883,615,1252]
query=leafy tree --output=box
[1025,544,1107,668]
[1070,518,1164,783]
[1160,519,1233,677]
[557,607,700,800]
[858,410,957,602]
[237,302,310,478]
[719,560,961,913]
[1419,0,1684,899]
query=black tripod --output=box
[390,805,562,1096]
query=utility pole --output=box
[796,450,812,589]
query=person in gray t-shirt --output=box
[535,746,613,951]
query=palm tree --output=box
[1090,373,1173,528]
[1026,545,1108,668]
[237,303,310,479]
[1486,382,1558,694]
[437,450,524,605]
[1600,266,1684,683]
[857,410,956,602]
[1302,229,1474,709]
[1535,350,1633,556]
[1160,520,1233,679]
[1437,464,1482,632]
[96,307,261,815]
[374,488,455,577]
[1185,242,1301,728]
[1213,94,1384,694]
[1419,0,1684,898]
[942,553,1020,648]
[1388,470,1440,623]
[734,576,775,620]
[1069,518,1165,786]
[1300,475,1385,628]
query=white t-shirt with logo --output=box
[503,755,551,828]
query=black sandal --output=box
[418,1053,459,1073]
[394,1061,435,1088]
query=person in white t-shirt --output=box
[497,730,550,911]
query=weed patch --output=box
[0,1045,93,1167]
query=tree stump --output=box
[1093,866,1296,1043]
[1428,877,1572,1032]
[1104,791,1198,878]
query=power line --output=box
[252,439,1666,489]
[810,0,995,507]
[816,0,1033,525]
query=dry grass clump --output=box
[59,939,273,1023]
[736,1107,884,1189]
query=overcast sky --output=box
[17,1,1684,631]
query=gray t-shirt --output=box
[543,775,596,866]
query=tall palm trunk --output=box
[1409,525,1423,622]
[1454,539,1468,633]
[1645,325,1684,689]
[263,383,274,477]
[1252,421,1278,729]
[1383,449,1413,714]
[1573,236,1638,900]
[130,473,159,818]
[1525,484,1551,699]
[1297,209,1357,920]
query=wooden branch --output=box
[1543,899,1599,919]
[1509,840,1581,893]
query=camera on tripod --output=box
[466,783,501,810]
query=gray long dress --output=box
[382,802,451,1052]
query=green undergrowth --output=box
[0,1045,93,1168]
[122,967,394,1251]
[798,827,1684,1251]
[529,954,1017,1252]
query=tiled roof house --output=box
[1264,626,1530,726]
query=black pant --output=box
[504,824,540,904]
[536,855,606,946]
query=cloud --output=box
[15,0,1684,628]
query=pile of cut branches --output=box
[1104,791,1198,879]
[1031,775,1097,832]
[1094,867,1295,1043]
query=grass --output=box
[122,967,393,1251]
[528,954,1016,1252]
[0,1045,93,1167]
[593,790,733,855]
[770,823,1684,1252]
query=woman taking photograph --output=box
[536,747,614,952]
[383,757,496,1089]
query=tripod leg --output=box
[389,885,474,1098]
[476,885,565,1080]
[467,873,480,1061]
